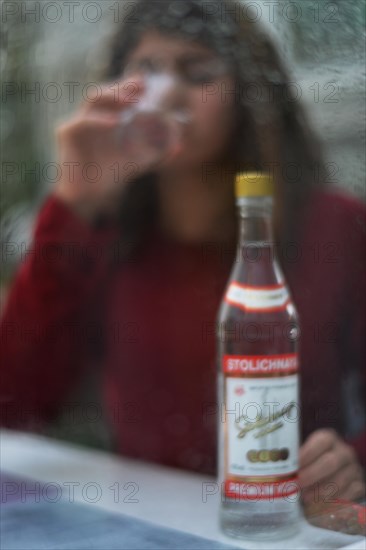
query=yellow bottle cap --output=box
[235,172,274,197]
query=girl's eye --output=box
[183,67,215,84]
[124,58,163,75]
[183,60,231,84]
[123,58,231,83]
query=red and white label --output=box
[225,281,290,312]
[221,357,300,500]
[223,354,298,376]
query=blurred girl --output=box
[1,0,365,505]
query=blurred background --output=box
[1,0,365,447]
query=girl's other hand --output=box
[299,428,365,505]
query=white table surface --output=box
[1,429,365,550]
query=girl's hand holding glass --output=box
[54,72,186,223]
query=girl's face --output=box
[123,30,237,168]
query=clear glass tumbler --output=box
[117,71,191,164]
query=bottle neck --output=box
[237,196,274,245]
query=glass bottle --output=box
[217,172,301,540]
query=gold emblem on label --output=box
[247,448,289,462]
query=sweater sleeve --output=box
[0,195,120,429]
[339,194,366,467]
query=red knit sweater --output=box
[1,188,365,474]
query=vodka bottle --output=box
[217,172,301,540]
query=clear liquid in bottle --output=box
[217,173,302,541]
